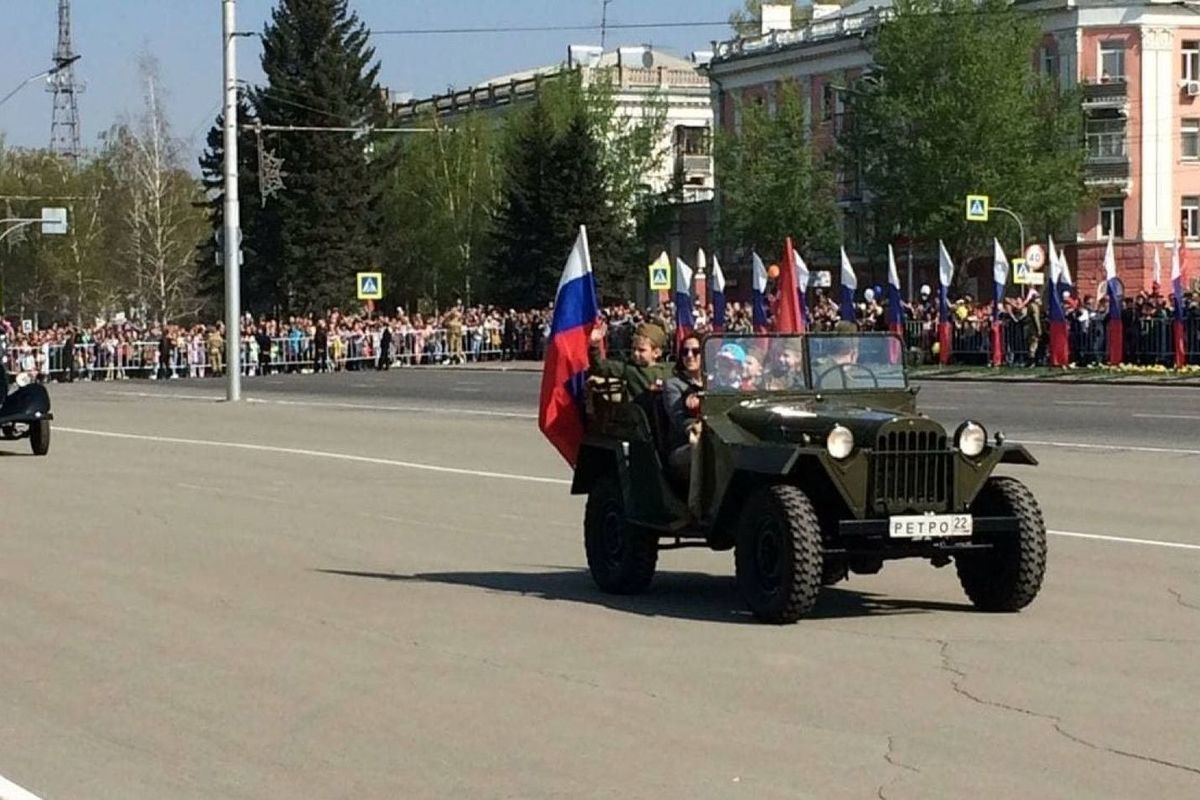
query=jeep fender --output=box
[571,442,623,496]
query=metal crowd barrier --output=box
[0,325,522,380]
[4,316,1196,380]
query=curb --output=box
[909,371,1200,388]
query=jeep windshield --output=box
[703,333,906,393]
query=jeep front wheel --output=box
[30,420,50,456]
[735,485,823,624]
[956,476,1047,612]
[584,473,657,595]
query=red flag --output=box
[1175,320,1187,369]
[775,238,805,334]
[990,321,1004,367]
[938,322,952,365]
[1106,318,1124,365]
[1049,322,1069,367]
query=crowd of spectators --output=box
[3,282,1198,382]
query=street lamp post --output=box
[0,55,80,109]
[222,0,242,401]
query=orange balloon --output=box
[767,264,780,280]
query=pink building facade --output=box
[706,0,1200,300]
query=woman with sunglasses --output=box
[663,335,704,483]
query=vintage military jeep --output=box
[572,332,1046,624]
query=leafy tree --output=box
[379,112,496,311]
[253,0,386,312]
[713,83,841,259]
[487,73,667,305]
[839,0,1087,264]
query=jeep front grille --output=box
[871,429,952,513]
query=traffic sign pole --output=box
[222,0,242,402]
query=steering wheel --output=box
[814,362,880,389]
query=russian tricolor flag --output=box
[1103,232,1123,365]
[711,254,727,331]
[751,252,769,332]
[793,245,811,328]
[886,245,905,361]
[675,256,695,346]
[937,240,955,365]
[839,247,857,324]
[538,226,600,466]
[1171,240,1187,369]
[1046,237,1069,367]
[991,238,1009,368]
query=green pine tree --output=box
[253,0,386,313]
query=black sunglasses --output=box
[682,347,701,355]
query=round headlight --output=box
[826,424,855,460]
[15,371,32,388]
[957,421,987,457]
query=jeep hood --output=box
[726,396,938,444]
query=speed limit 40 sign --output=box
[1024,244,1046,271]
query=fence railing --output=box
[1,325,526,379]
[4,317,1198,381]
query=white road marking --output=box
[1053,400,1114,406]
[0,774,45,800]
[251,397,535,419]
[1049,530,1200,552]
[1131,413,1200,421]
[58,427,570,486]
[56,426,1200,553]
[98,390,538,419]
[1017,438,1200,456]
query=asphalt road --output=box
[1,370,1198,799]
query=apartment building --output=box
[706,0,1200,297]
[392,45,716,203]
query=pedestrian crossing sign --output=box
[648,258,671,291]
[1012,258,1045,286]
[357,272,383,300]
[966,194,989,222]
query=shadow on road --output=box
[315,567,974,623]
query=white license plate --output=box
[889,514,973,539]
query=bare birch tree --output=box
[115,53,207,324]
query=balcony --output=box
[1085,158,1130,187]
[1081,79,1129,112]
[677,154,712,176]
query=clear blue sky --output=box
[0,0,741,163]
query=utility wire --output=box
[369,20,735,36]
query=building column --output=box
[1141,26,1175,243]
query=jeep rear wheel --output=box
[735,485,823,624]
[584,473,657,595]
[957,476,1046,612]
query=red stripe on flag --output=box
[990,321,1004,367]
[1049,321,1069,367]
[1107,319,1124,365]
[1175,319,1187,370]
[938,322,953,365]
[538,326,592,466]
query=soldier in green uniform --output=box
[588,321,671,398]
[812,321,865,389]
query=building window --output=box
[822,83,837,120]
[1041,46,1057,77]
[1185,120,1200,160]
[1100,197,1125,238]
[1099,41,1125,82]
[1086,117,1127,160]
[1184,196,1200,239]
[1184,41,1200,83]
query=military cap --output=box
[634,322,667,349]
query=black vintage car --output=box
[0,361,52,455]
[572,332,1046,624]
